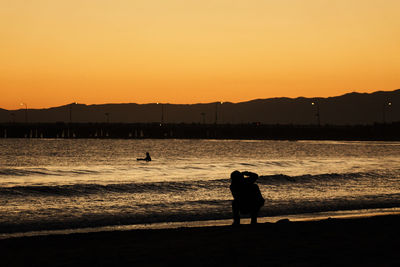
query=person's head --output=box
[230,170,244,183]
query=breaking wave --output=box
[0,171,388,197]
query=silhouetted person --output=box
[137,152,151,161]
[230,170,264,225]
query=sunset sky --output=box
[1,0,399,109]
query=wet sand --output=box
[1,215,399,266]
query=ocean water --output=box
[1,139,400,234]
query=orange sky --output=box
[1,0,400,109]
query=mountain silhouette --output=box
[1,90,399,125]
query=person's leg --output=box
[250,206,261,224]
[250,212,258,224]
[232,200,240,225]
[251,191,265,224]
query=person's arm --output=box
[242,171,258,184]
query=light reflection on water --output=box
[0,139,400,233]
[1,139,400,186]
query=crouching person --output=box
[230,170,265,225]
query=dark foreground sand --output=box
[1,215,399,267]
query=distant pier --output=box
[1,122,400,141]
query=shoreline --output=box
[2,207,399,240]
[1,213,399,266]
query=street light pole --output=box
[311,102,320,126]
[215,102,222,124]
[201,112,206,124]
[157,103,165,125]
[20,103,28,123]
[161,104,165,124]
[215,102,218,124]
[69,102,77,123]
[10,113,15,123]
[382,101,392,124]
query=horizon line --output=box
[2,88,399,111]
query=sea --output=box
[1,138,400,238]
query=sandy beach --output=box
[1,214,399,266]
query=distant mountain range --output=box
[1,90,399,125]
